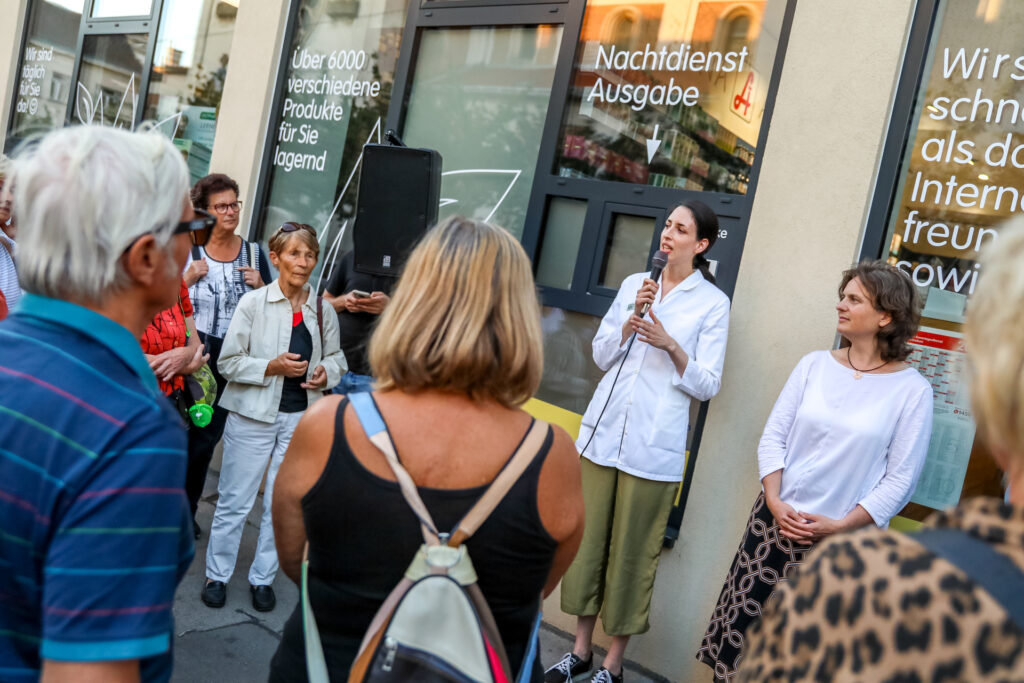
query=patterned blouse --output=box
[738,497,1024,682]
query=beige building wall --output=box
[206,0,290,235]
[542,1,916,680]
[0,0,28,142]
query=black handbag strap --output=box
[315,295,330,396]
[912,528,1024,633]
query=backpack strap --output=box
[315,295,324,349]
[191,244,202,261]
[349,392,442,545]
[348,392,549,548]
[912,528,1024,633]
[314,295,331,396]
[449,419,548,546]
[301,543,330,683]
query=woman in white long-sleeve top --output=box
[697,261,933,681]
[202,222,346,614]
[547,200,730,683]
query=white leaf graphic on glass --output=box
[76,83,94,125]
[75,73,138,128]
[438,169,522,223]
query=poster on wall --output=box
[905,327,976,509]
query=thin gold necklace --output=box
[847,347,887,379]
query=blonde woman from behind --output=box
[268,216,585,683]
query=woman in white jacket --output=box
[202,222,345,613]
[548,200,730,683]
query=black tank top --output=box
[269,399,558,683]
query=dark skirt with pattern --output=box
[696,492,815,681]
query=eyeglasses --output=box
[281,222,316,235]
[175,208,217,247]
[122,208,217,255]
[211,201,242,215]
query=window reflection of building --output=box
[557,0,776,193]
[145,0,240,181]
[9,1,81,138]
[75,33,147,127]
[719,9,752,54]
[605,8,643,50]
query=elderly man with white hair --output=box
[0,126,209,683]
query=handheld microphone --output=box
[638,250,668,317]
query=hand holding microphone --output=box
[636,250,668,317]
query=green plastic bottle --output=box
[187,363,218,428]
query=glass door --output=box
[72,32,148,126]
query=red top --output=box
[292,311,303,327]
[141,279,194,396]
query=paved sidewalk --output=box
[172,471,666,682]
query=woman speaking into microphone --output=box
[547,200,730,683]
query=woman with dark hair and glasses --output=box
[697,261,933,681]
[184,173,273,539]
[201,222,345,614]
[548,200,730,683]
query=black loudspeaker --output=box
[353,144,442,277]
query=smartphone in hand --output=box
[350,289,370,299]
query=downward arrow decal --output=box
[646,124,662,164]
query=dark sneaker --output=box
[201,580,226,608]
[544,651,593,683]
[250,584,276,612]
[590,668,623,683]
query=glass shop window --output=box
[554,0,787,193]
[144,0,241,183]
[878,0,1023,519]
[401,25,564,239]
[73,33,148,127]
[7,0,86,142]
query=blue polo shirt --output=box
[0,294,194,683]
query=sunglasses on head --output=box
[280,222,316,236]
[175,208,217,247]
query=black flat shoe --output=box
[250,584,276,612]
[201,580,226,608]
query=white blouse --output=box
[758,350,933,527]
[576,270,731,482]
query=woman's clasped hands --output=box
[766,496,842,546]
[266,352,327,389]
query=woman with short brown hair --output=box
[201,222,344,614]
[268,216,585,682]
[698,261,934,680]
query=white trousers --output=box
[205,410,303,586]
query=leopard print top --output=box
[737,498,1024,682]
